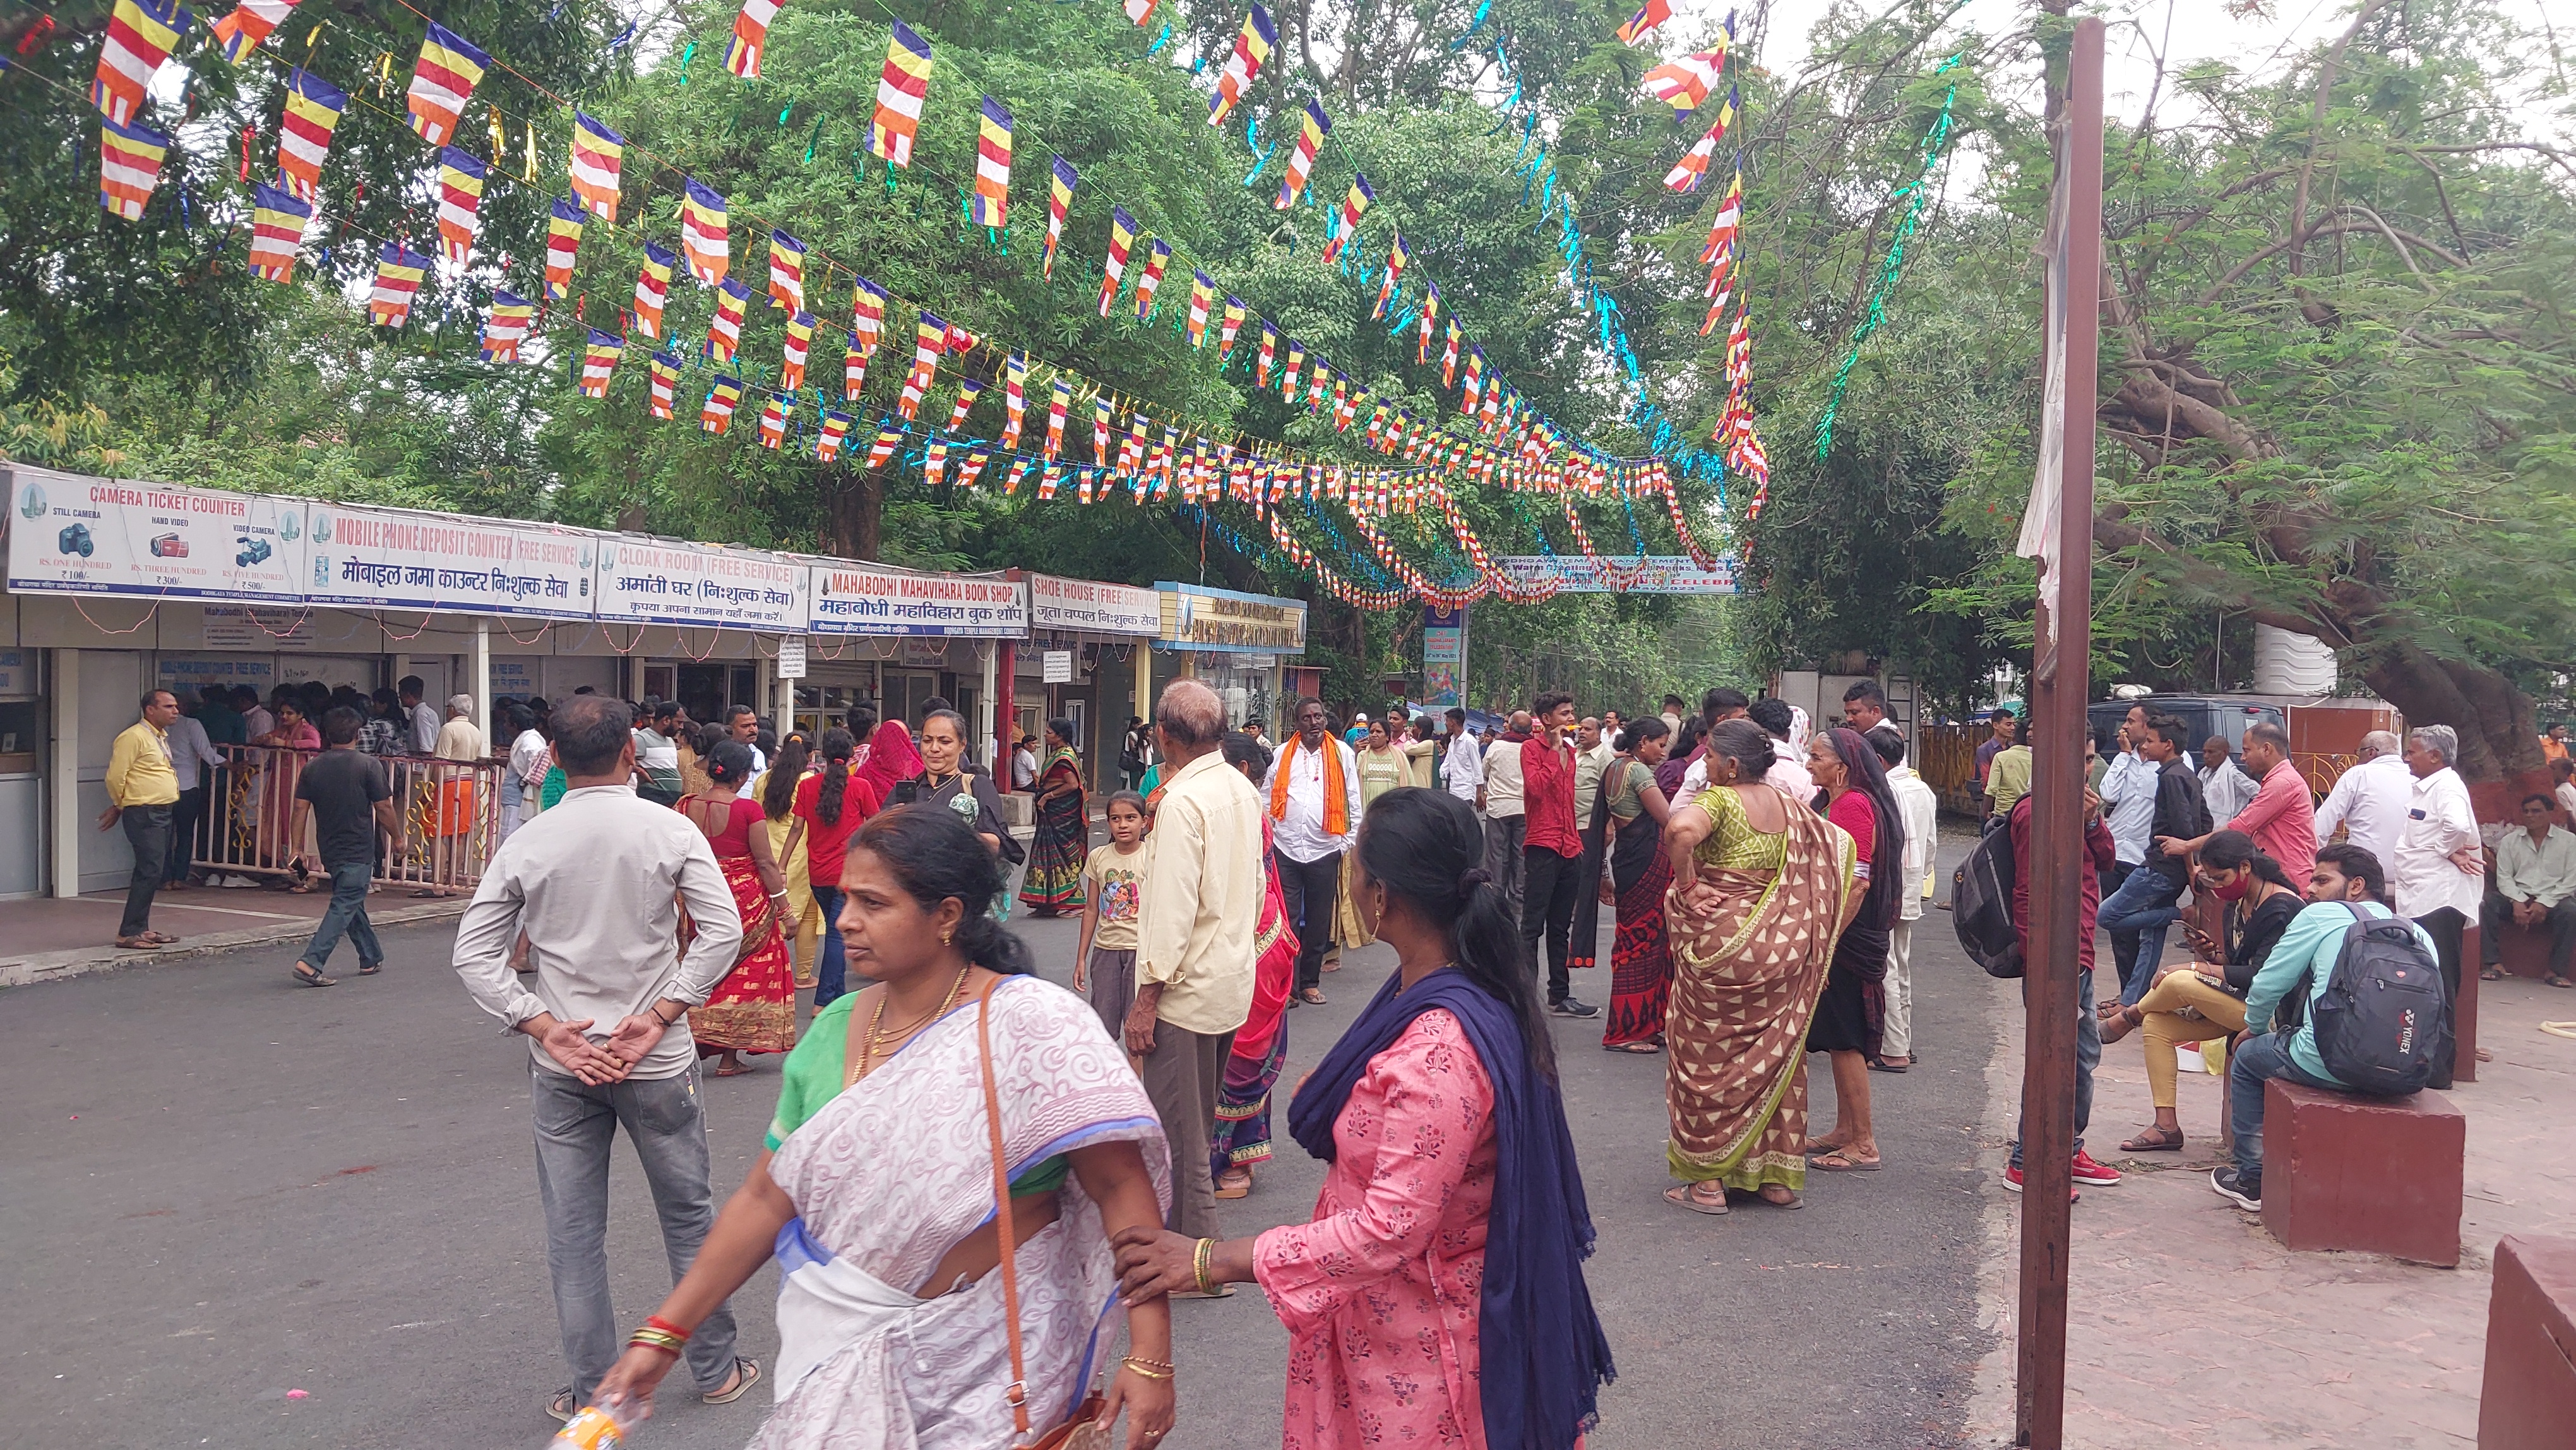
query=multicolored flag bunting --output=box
[707,277,751,362]
[631,242,676,339]
[945,375,984,430]
[1133,238,1171,323]
[701,375,744,434]
[1663,92,1734,191]
[405,21,491,146]
[648,351,681,418]
[681,179,729,284]
[898,311,945,419]
[1640,42,1727,115]
[1185,272,1214,347]
[1220,297,1246,357]
[435,147,487,263]
[999,354,1027,448]
[869,21,933,168]
[92,0,191,127]
[480,290,534,361]
[781,309,814,389]
[579,330,624,397]
[209,0,293,63]
[1614,0,1670,45]
[768,229,806,311]
[1045,377,1070,459]
[1207,3,1275,126]
[568,112,624,221]
[1321,174,1373,264]
[1372,232,1408,319]
[758,395,789,449]
[544,197,583,299]
[245,179,309,280]
[971,97,1013,229]
[97,116,170,221]
[1275,100,1328,209]
[1097,207,1136,317]
[725,0,779,79]
[1042,156,1078,279]
[816,410,853,462]
[368,243,427,327]
[273,68,345,202]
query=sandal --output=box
[357,961,383,976]
[1604,1041,1663,1054]
[1808,1149,1881,1172]
[547,1388,577,1423]
[2120,1125,2186,1153]
[1754,1187,1804,1210]
[291,962,338,988]
[1298,988,1326,1006]
[715,1062,753,1077]
[2097,1004,2144,1046]
[1214,1169,1253,1200]
[2094,998,2127,1021]
[702,1356,761,1405]
[2481,967,2508,981]
[2546,974,2574,990]
[1867,1056,1909,1073]
[1664,1183,1731,1216]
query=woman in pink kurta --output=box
[1114,788,1614,1450]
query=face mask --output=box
[2210,873,2253,902]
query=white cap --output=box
[1354,712,1369,722]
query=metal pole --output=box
[2015,18,2102,1449]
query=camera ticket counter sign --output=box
[6,466,304,601]
[595,540,807,631]
[808,565,1028,637]
[304,503,600,620]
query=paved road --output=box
[3,837,1997,1449]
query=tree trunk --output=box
[819,467,880,561]
[2361,643,2554,822]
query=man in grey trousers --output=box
[451,694,761,1425]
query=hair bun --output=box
[1457,868,1494,900]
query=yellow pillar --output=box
[1133,640,1152,724]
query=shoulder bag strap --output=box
[974,976,1034,1442]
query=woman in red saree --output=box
[1573,717,1676,1052]
[1210,732,1299,1200]
[677,740,797,1074]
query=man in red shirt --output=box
[2152,721,2317,885]
[1520,690,1595,1017]
[2005,787,2122,1195]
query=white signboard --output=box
[595,539,807,631]
[1029,573,1162,635]
[201,604,314,648]
[1495,554,1741,594]
[304,503,597,619]
[807,565,1029,637]
[775,635,807,680]
[1042,650,1073,684]
[8,474,304,601]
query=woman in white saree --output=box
[596,805,1178,1450]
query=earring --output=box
[941,930,953,946]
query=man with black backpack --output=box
[2212,842,2449,1212]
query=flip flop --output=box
[1664,1184,1730,1216]
[2546,975,2574,990]
[701,1357,762,1405]
[1867,1058,1909,1074]
[1808,1149,1881,1172]
[1604,1041,1663,1054]
[1298,988,1327,1006]
[2481,968,2508,981]
[357,961,383,976]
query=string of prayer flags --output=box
[93,0,190,127]
[480,291,534,361]
[758,396,789,449]
[1372,232,1408,319]
[245,180,309,280]
[1662,93,1734,191]
[1641,42,1727,114]
[1133,239,1171,322]
[1042,157,1078,279]
[1275,100,1328,208]
[971,98,1013,229]
[210,0,293,61]
[368,243,427,327]
[568,112,624,221]
[945,375,984,430]
[897,311,945,419]
[1206,3,1275,126]
[1044,376,1070,458]
[816,410,852,462]
[1185,272,1214,347]
[706,277,750,362]
[579,330,623,397]
[725,0,778,79]
[435,147,487,263]
[681,180,729,284]
[97,117,170,220]
[543,198,583,299]
[780,309,814,389]
[701,375,744,434]
[1097,207,1136,317]
[999,354,1027,448]
[274,68,343,201]
[1613,0,1669,45]
[405,21,490,145]
[631,243,676,339]
[869,21,933,168]
[768,229,806,311]
[1219,297,1246,357]
[1320,175,1372,264]
[864,423,905,469]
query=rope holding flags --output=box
[1813,54,1962,460]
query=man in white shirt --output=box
[1442,707,1482,805]
[1573,716,1612,825]
[2313,730,2412,876]
[724,705,768,776]
[2482,792,2576,986]
[2394,724,2484,1089]
[1659,695,1687,740]
[450,695,755,1418]
[2198,736,2258,825]
[1011,735,1039,791]
[160,688,226,890]
[2094,705,2159,996]
[1480,710,1532,923]
[398,674,440,755]
[1870,728,1938,1070]
[1261,695,1364,1007]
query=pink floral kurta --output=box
[1252,1009,1498,1449]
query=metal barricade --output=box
[193,743,503,891]
[1917,723,1985,815]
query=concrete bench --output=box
[2479,1236,2576,1449]
[2260,1080,2464,1267]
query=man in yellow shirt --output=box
[101,689,184,949]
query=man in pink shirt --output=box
[2155,721,2317,883]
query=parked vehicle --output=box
[2087,694,2286,756]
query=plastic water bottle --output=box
[548,1399,640,1449]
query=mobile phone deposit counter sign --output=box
[808,566,1029,637]
[595,541,807,630]
[8,475,304,601]
[304,505,597,620]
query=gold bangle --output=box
[1120,1357,1174,1381]
[1192,1237,1217,1297]
[626,1328,686,1357]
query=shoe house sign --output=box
[6,467,304,601]
[808,564,1029,637]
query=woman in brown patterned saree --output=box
[1659,719,1857,1214]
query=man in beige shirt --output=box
[102,689,183,949]
[1126,678,1263,1242]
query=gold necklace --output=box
[852,963,974,1083]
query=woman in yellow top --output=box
[1333,719,1412,954]
[751,734,822,990]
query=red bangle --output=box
[645,1314,693,1343]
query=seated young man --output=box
[2099,830,2305,1151]
[2210,843,2438,1212]
[2480,792,2576,989]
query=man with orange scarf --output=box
[1263,697,1364,1007]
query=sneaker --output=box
[2001,1164,2080,1202]
[2070,1149,2122,1186]
[2210,1166,2262,1211]
[1549,996,1601,1018]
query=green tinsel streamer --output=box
[1813,54,1963,461]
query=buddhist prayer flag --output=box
[768,229,806,311]
[648,351,681,418]
[971,97,1013,229]
[1186,272,1214,347]
[923,437,948,486]
[864,424,905,469]
[1321,174,1372,264]
[1306,357,1328,409]
[850,276,887,356]
[1442,320,1460,384]
[1207,4,1275,126]
[957,446,991,489]
[1000,354,1028,448]
[1044,376,1070,459]
[631,242,676,339]
[1122,0,1155,23]
[1462,347,1484,412]
[1042,156,1078,279]
[568,111,624,221]
[1092,396,1112,463]
[368,243,427,327]
[1097,206,1136,318]
[93,0,190,127]
[1133,238,1171,322]
[1663,92,1734,191]
[1372,232,1408,319]
[210,0,292,62]
[816,410,853,462]
[1275,100,1328,209]
[1255,321,1276,385]
[1641,42,1727,115]
[725,0,779,79]
[97,117,170,221]
[435,147,487,263]
[1614,0,1670,45]
[869,21,933,168]
[543,196,583,299]
[781,309,814,390]
[1281,341,1304,402]
[706,277,750,362]
[945,375,984,430]
[1219,297,1246,357]
[245,180,309,281]
[681,179,728,284]
[897,311,945,419]
[480,289,534,361]
[758,396,789,449]
[1699,169,1742,263]
[275,68,344,202]
[579,330,623,397]
[701,375,744,434]
[1416,280,1440,363]
[405,21,490,146]
[842,331,870,400]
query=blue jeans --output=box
[2010,968,2098,1169]
[2099,866,2186,1006]
[811,885,849,1007]
[2227,1030,2340,1182]
[299,860,383,969]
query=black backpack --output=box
[1950,815,2024,979]
[2308,903,2451,1095]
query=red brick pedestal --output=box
[2478,1236,2576,1449]
[2260,1080,2463,1267]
